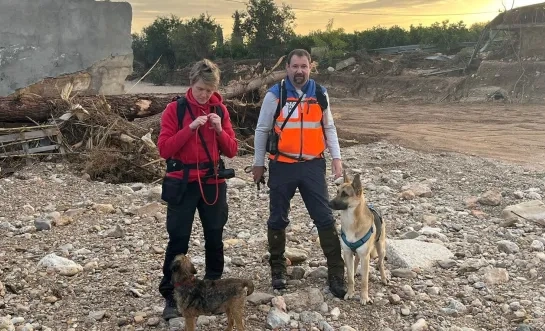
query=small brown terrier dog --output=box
[170,254,254,331]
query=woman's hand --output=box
[189,115,208,130]
[208,113,222,134]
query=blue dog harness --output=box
[341,204,383,253]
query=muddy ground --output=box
[330,99,545,172]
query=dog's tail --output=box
[242,280,255,296]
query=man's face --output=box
[286,55,310,87]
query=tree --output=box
[140,15,184,69]
[216,26,224,47]
[307,19,349,66]
[170,13,222,66]
[240,0,296,63]
[231,10,245,46]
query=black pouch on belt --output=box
[161,159,188,204]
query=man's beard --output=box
[293,74,306,84]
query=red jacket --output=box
[157,88,238,184]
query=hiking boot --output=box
[318,225,347,299]
[162,297,180,320]
[268,228,287,290]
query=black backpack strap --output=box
[273,79,288,122]
[176,97,187,130]
[315,83,328,110]
[314,83,329,143]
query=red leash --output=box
[195,125,219,206]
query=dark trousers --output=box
[267,158,335,230]
[158,181,228,300]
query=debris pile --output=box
[0,67,287,183]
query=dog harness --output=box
[341,204,383,253]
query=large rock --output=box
[501,200,545,225]
[0,0,133,97]
[38,253,83,276]
[386,239,454,269]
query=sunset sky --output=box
[125,0,543,36]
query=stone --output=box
[266,307,290,329]
[478,190,502,206]
[34,218,52,231]
[411,318,428,331]
[484,267,509,285]
[247,292,274,305]
[497,240,519,254]
[386,239,454,269]
[501,200,545,225]
[285,247,308,263]
[37,253,83,276]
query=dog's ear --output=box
[343,170,350,184]
[352,173,362,196]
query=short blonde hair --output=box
[189,59,221,89]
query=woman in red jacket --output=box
[156,59,238,320]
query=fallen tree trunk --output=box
[0,70,285,123]
[223,70,285,99]
[0,93,177,123]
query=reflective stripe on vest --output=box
[269,95,326,163]
[275,120,322,129]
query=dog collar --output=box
[174,276,195,287]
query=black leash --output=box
[244,166,267,191]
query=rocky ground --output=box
[1,141,545,331]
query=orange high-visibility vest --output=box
[268,80,327,163]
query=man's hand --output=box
[252,166,265,183]
[208,113,222,134]
[331,158,343,179]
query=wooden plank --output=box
[0,127,60,144]
[0,144,59,157]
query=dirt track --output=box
[332,99,545,171]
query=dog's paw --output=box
[360,297,373,305]
[344,291,355,300]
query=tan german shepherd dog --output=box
[328,171,389,305]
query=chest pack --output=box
[266,79,330,160]
[273,79,329,121]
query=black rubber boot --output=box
[162,296,180,320]
[267,228,287,290]
[318,225,347,299]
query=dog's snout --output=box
[329,198,348,210]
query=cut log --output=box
[0,93,178,123]
[223,70,285,99]
[0,94,54,123]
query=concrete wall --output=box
[0,0,133,97]
[521,27,545,58]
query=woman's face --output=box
[192,78,216,104]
